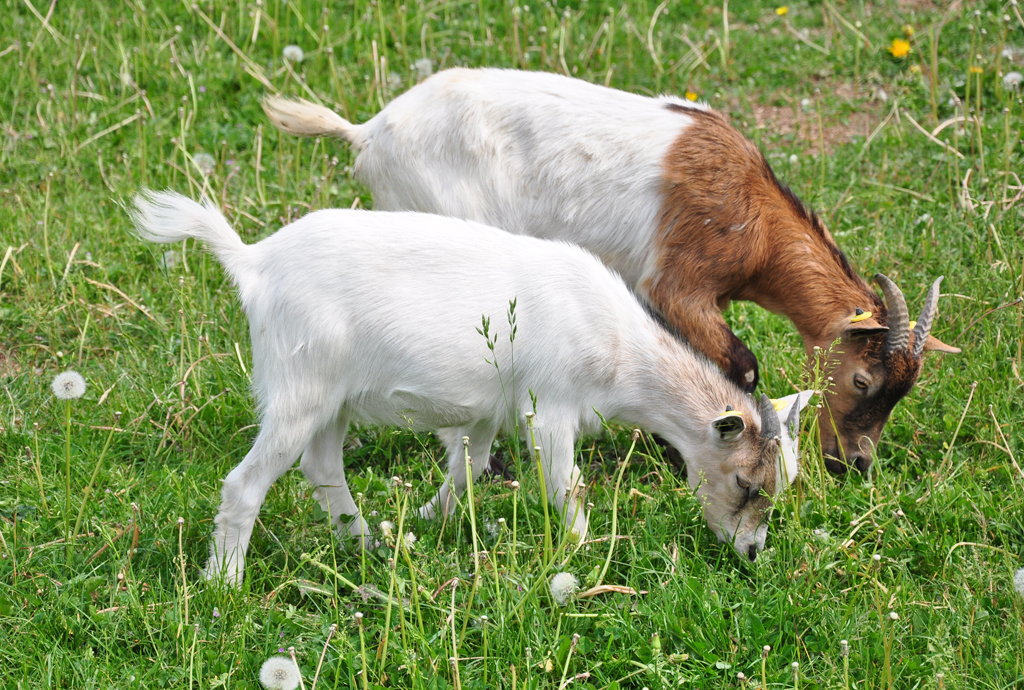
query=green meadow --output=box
[1,0,1023,687]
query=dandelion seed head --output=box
[889,611,899,621]
[549,572,578,606]
[403,531,417,549]
[1003,71,1023,90]
[259,656,301,690]
[873,554,881,562]
[1014,567,1024,594]
[379,520,394,537]
[788,154,799,165]
[282,45,304,63]
[51,371,86,400]
[415,58,433,80]
[193,152,216,176]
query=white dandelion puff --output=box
[51,371,86,400]
[1013,568,1024,595]
[888,611,899,621]
[788,154,799,165]
[379,520,394,537]
[549,572,578,606]
[282,45,304,63]
[1003,71,1023,90]
[259,655,301,690]
[415,57,433,80]
[403,532,417,550]
[193,152,216,176]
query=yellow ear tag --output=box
[909,320,917,329]
[770,398,787,412]
[715,410,742,418]
[850,310,873,323]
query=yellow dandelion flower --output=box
[776,6,788,15]
[888,39,910,58]
[969,65,983,74]
[902,24,914,37]
[685,91,698,101]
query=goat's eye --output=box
[736,476,751,490]
[853,375,869,391]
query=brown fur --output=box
[651,104,953,472]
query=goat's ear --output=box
[844,317,888,341]
[921,333,962,354]
[711,412,746,442]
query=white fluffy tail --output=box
[131,190,251,283]
[262,96,364,147]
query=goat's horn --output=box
[874,273,910,353]
[759,393,781,440]
[912,276,944,358]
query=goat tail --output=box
[262,96,364,148]
[131,190,251,281]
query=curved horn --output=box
[912,276,944,358]
[759,393,781,440]
[874,273,910,353]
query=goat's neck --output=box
[621,332,735,442]
[739,219,883,354]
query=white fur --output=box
[772,391,815,486]
[263,69,710,290]
[132,191,782,584]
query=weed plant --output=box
[1,0,1023,687]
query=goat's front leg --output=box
[650,291,759,392]
[299,415,371,548]
[531,418,588,542]
[420,423,498,520]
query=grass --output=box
[1,0,1023,687]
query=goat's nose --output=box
[747,544,758,562]
[853,454,872,473]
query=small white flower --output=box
[1013,567,1024,595]
[873,87,888,103]
[403,532,417,549]
[889,611,899,621]
[800,98,812,111]
[549,572,578,606]
[415,57,433,80]
[1003,71,1023,90]
[193,152,216,176]
[259,656,301,690]
[379,520,394,537]
[788,154,799,165]
[51,371,86,400]
[282,45,304,63]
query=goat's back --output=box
[240,210,657,428]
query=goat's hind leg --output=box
[207,409,320,586]
[299,414,371,547]
[419,423,498,520]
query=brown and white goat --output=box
[263,68,961,473]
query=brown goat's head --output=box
[817,274,961,473]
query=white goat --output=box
[132,191,793,584]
